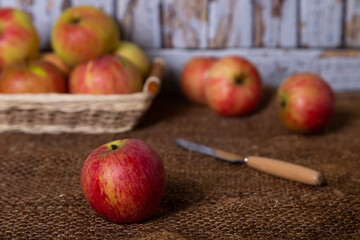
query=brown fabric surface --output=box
[0,91,359,239]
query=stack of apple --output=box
[181,56,335,134]
[0,6,149,94]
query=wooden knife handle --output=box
[246,156,323,186]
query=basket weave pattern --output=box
[0,94,153,134]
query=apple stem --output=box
[69,17,81,25]
[111,145,118,151]
[234,73,246,85]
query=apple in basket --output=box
[51,5,119,67]
[0,60,67,93]
[205,56,262,116]
[277,73,335,134]
[0,8,40,69]
[81,139,166,223]
[180,57,218,105]
[113,41,150,79]
[40,52,72,77]
[69,54,142,94]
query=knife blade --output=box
[175,138,244,163]
[175,138,323,186]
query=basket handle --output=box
[143,57,165,94]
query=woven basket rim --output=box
[0,92,154,102]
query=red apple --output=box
[0,8,40,69]
[40,52,72,77]
[51,6,119,67]
[69,54,142,94]
[0,60,67,93]
[277,73,335,134]
[113,41,150,78]
[205,56,262,116]
[80,139,166,223]
[181,57,218,105]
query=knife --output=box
[175,138,323,186]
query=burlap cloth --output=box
[0,90,359,239]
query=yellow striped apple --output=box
[0,60,67,93]
[181,57,218,105]
[80,139,166,223]
[51,6,119,67]
[277,73,335,134]
[0,8,39,69]
[205,56,262,116]
[40,52,72,77]
[113,41,150,78]
[69,55,142,94]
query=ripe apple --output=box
[0,8,40,69]
[277,73,335,134]
[0,60,67,93]
[40,52,71,77]
[81,139,166,223]
[51,6,119,67]
[205,56,262,116]
[69,54,142,94]
[113,41,150,78]
[181,57,218,105]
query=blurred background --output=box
[1,0,360,92]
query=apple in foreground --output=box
[181,57,218,105]
[69,54,142,94]
[51,5,119,67]
[40,52,71,76]
[80,139,166,223]
[0,8,40,69]
[205,56,262,116]
[113,41,150,78]
[0,60,67,93]
[277,73,335,134]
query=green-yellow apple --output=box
[51,6,119,67]
[0,8,39,69]
[181,57,218,105]
[113,41,150,78]
[81,139,166,223]
[0,60,67,93]
[69,54,142,94]
[277,73,335,134]
[40,52,72,77]
[205,56,262,116]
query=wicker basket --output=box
[0,58,165,134]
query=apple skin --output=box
[205,56,262,116]
[51,6,119,67]
[40,52,72,77]
[80,139,166,223]
[113,41,150,78]
[0,8,40,69]
[69,54,142,94]
[0,60,67,93]
[181,57,218,105]
[277,73,335,134]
